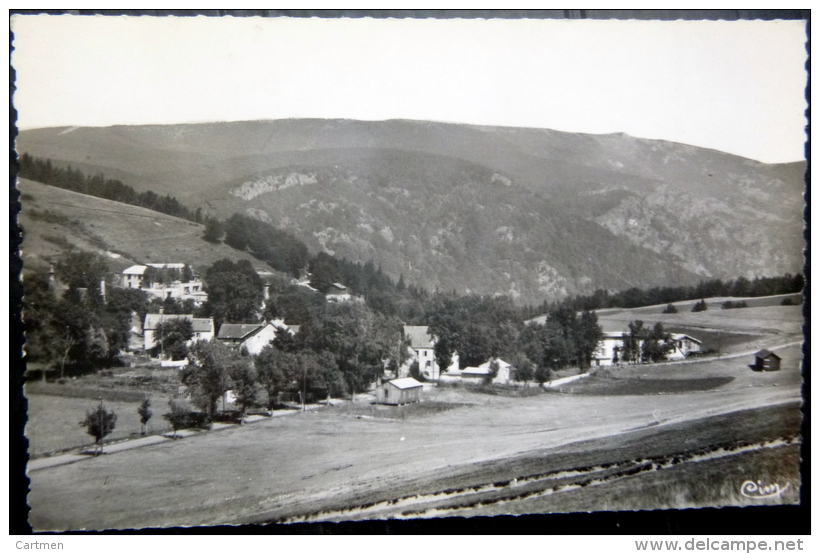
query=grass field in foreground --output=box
[25,394,171,457]
[277,401,802,522]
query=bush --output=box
[662,303,678,314]
[691,299,708,312]
[721,300,748,309]
[781,297,795,306]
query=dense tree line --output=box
[521,273,804,319]
[19,153,201,223]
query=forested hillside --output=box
[17,119,805,303]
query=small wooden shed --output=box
[376,378,422,405]
[752,349,781,371]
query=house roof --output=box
[404,325,434,349]
[327,282,348,293]
[385,378,422,390]
[754,349,781,359]
[191,318,214,333]
[143,313,213,333]
[217,323,264,340]
[123,265,148,275]
[146,263,185,269]
[144,313,194,330]
[460,359,511,375]
[670,333,702,343]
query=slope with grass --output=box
[16,178,281,275]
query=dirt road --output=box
[28,344,802,530]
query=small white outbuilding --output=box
[375,378,423,405]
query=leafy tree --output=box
[183,339,236,417]
[622,320,645,364]
[163,398,189,439]
[55,251,109,299]
[511,354,535,386]
[575,310,603,370]
[80,402,117,455]
[534,365,553,386]
[137,398,152,436]
[662,303,678,314]
[255,346,292,409]
[484,359,500,385]
[230,360,258,419]
[203,217,224,243]
[641,322,674,363]
[153,318,194,360]
[203,259,264,327]
[299,302,398,395]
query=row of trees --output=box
[18,153,201,223]
[522,273,804,318]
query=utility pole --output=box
[301,357,306,413]
[98,397,104,456]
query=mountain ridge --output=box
[16,119,805,304]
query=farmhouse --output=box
[446,358,513,385]
[668,333,702,360]
[592,331,702,366]
[592,332,627,366]
[119,263,206,304]
[375,377,422,405]
[142,313,215,351]
[752,349,781,371]
[326,282,353,302]
[217,319,292,355]
[403,325,459,380]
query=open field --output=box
[25,394,171,457]
[596,304,803,353]
[28,339,803,530]
[17,179,279,273]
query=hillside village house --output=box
[217,319,293,356]
[326,282,353,302]
[142,313,215,352]
[403,325,459,380]
[592,331,702,366]
[120,263,207,304]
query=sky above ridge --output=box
[11,15,808,163]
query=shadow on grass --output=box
[556,376,735,395]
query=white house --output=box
[668,334,702,360]
[591,331,702,366]
[119,263,207,304]
[592,332,627,366]
[142,313,215,351]
[443,358,513,385]
[403,325,459,381]
[217,319,292,355]
[121,265,149,288]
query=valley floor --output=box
[27,335,803,530]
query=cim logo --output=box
[740,479,791,499]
